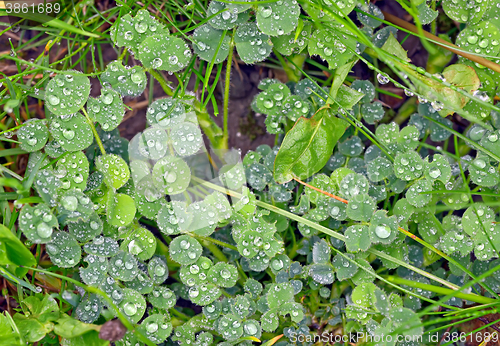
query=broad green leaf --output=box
[20,294,59,323]
[19,204,58,244]
[312,239,331,263]
[271,22,312,56]
[45,72,90,116]
[308,26,360,69]
[84,236,119,257]
[148,256,169,284]
[147,286,176,309]
[169,235,203,265]
[193,24,230,63]
[46,232,81,268]
[463,205,500,260]
[109,251,138,281]
[17,119,48,152]
[346,193,376,221]
[138,314,172,343]
[107,192,136,227]
[120,228,156,261]
[171,122,203,156]
[56,151,89,191]
[110,9,169,52]
[332,254,358,280]
[217,314,243,341]
[101,60,147,97]
[235,23,273,64]
[442,0,490,24]
[88,88,124,131]
[274,107,349,183]
[152,155,191,195]
[138,35,192,72]
[79,254,108,287]
[67,212,102,242]
[118,288,147,324]
[267,282,294,309]
[345,225,371,252]
[75,294,102,323]
[188,283,221,306]
[53,313,100,339]
[50,113,93,152]
[256,0,300,36]
[308,263,335,284]
[96,154,130,189]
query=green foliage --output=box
[4,2,500,346]
[274,107,348,183]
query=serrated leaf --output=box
[109,251,138,281]
[312,239,331,263]
[274,107,349,183]
[332,254,358,280]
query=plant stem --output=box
[385,276,495,305]
[22,266,157,346]
[81,107,105,156]
[222,40,234,149]
[148,69,174,96]
[273,49,302,83]
[192,176,500,297]
[381,11,500,74]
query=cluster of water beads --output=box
[256,0,300,36]
[234,23,272,63]
[138,34,192,72]
[17,119,48,152]
[19,204,58,243]
[171,122,203,156]
[50,113,93,151]
[46,231,81,268]
[193,24,231,63]
[45,72,90,117]
[208,1,247,30]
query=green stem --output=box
[200,239,229,263]
[222,39,234,148]
[273,49,302,83]
[385,276,496,305]
[81,107,105,156]
[194,234,238,252]
[148,69,174,96]
[190,177,483,294]
[21,266,157,346]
